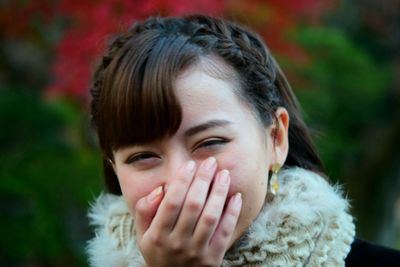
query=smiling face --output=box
[112,61,285,246]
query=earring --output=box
[269,163,281,196]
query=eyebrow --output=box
[183,119,232,138]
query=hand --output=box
[134,157,242,267]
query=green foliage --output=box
[1,1,398,264]
[0,88,102,266]
[287,26,390,179]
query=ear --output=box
[270,107,289,166]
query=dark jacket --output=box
[346,238,400,267]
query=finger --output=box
[149,160,196,233]
[209,193,242,257]
[172,157,217,237]
[192,169,230,246]
[135,186,164,239]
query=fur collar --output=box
[87,167,355,267]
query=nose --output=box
[162,149,193,186]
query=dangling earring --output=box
[269,163,281,196]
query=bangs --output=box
[98,30,200,157]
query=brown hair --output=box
[90,15,324,195]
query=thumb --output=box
[135,185,164,239]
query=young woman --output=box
[87,15,400,266]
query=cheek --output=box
[115,167,160,214]
[217,146,268,197]
[218,145,268,242]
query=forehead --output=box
[174,65,256,129]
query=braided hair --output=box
[90,15,324,194]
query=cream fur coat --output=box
[87,167,355,266]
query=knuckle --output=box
[202,214,219,226]
[177,173,191,185]
[148,232,164,247]
[164,200,180,211]
[187,248,200,259]
[196,168,213,182]
[135,199,147,213]
[214,184,227,195]
[196,173,211,182]
[187,198,203,212]
[226,205,240,217]
[170,240,185,253]
[219,226,231,239]
[189,246,208,261]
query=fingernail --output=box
[204,157,216,170]
[219,170,230,185]
[148,186,163,202]
[233,192,242,206]
[185,160,195,172]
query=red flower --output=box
[47,0,333,99]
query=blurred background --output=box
[1,0,399,266]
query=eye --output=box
[194,138,230,151]
[125,152,160,166]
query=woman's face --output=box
[113,63,288,246]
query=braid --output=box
[90,15,324,194]
[92,15,278,121]
[90,31,133,127]
[185,15,323,172]
[185,15,280,124]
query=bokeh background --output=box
[1,0,399,266]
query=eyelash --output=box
[125,138,230,165]
[194,138,229,151]
[126,152,159,165]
